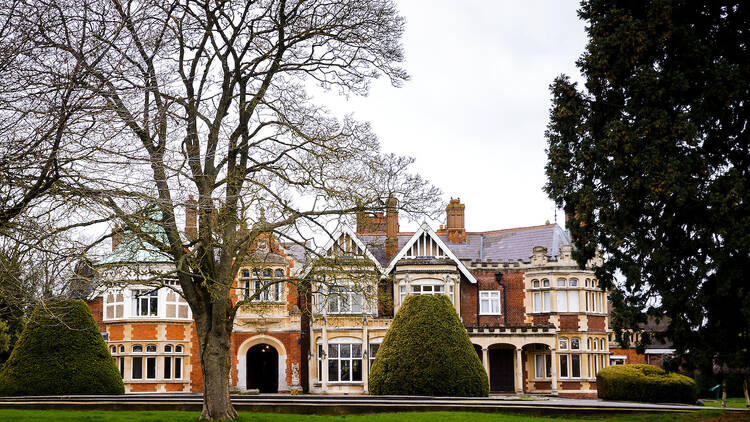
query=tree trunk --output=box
[744,376,749,408]
[199,327,238,420]
[721,378,727,408]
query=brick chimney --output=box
[385,196,399,262]
[111,225,121,251]
[446,198,466,243]
[185,195,197,240]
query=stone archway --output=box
[236,335,288,392]
[247,343,278,393]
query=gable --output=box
[385,223,477,283]
[299,227,384,278]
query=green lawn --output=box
[0,410,746,422]
[702,397,749,409]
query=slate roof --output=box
[359,223,571,267]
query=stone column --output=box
[550,348,558,394]
[321,316,328,393]
[515,348,523,394]
[361,315,369,393]
[482,347,490,380]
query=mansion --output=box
[89,198,611,397]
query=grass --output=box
[702,397,748,409]
[0,410,746,422]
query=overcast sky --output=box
[314,1,588,233]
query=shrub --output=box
[369,294,488,396]
[0,298,124,395]
[597,364,697,403]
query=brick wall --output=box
[559,315,580,331]
[230,331,302,391]
[87,298,105,332]
[588,315,606,332]
[461,270,526,326]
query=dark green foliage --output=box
[545,1,750,376]
[369,294,489,396]
[0,299,124,395]
[597,364,697,404]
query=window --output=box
[134,290,158,316]
[557,290,568,312]
[162,344,183,380]
[400,281,454,304]
[532,291,551,313]
[557,278,566,287]
[479,291,501,315]
[320,343,363,382]
[166,290,189,319]
[559,354,569,377]
[542,279,550,287]
[569,278,578,287]
[559,338,568,350]
[243,267,283,302]
[132,345,143,379]
[600,338,606,350]
[568,291,579,312]
[571,338,580,350]
[532,279,540,288]
[571,354,581,378]
[145,345,157,379]
[326,286,364,314]
[369,343,380,370]
[533,352,552,379]
[105,292,124,319]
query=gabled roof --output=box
[299,226,384,278]
[438,224,571,262]
[384,222,477,284]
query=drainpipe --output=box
[495,272,507,325]
[476,277,480,327]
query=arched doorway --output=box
[246,343,278,393]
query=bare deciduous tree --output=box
[5,0,439,419]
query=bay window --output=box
[319,342,363,382]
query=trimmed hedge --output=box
[597,364,697,403]
[0,299,124,395]
[369,294,489,396]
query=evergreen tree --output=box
[545,0,749,383]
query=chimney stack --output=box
[446,198,466,243]
[185,195,197,240]
[111,225,121,251]
[385,196,399,262]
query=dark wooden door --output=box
[247,344,279,393]
[489,349,514,392]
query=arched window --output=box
[559,337,568,350]
[557,278,566,287]
[569,278,578,287]
[593,339,598,350]
[119,345,124,353]
[110,346,116,354]
[146,344,157,353]
[275,269,284,278]
[241,269,250,278]
[132,344,143,353]
[164,345,172,353]
[532,279,540,288]
[263,268,272,277]
[176,345,183,353]
[587,338,592,350]
[600,339,605,350]
[571,338,580,350]
[132,345,143,379]
[542,279,550,288]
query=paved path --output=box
[0,394,744,415]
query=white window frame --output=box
[133,289,159,317]
[479,291,501,315]
[242,267,284,303]
[318,338,364,383]
[324,285,366,315]
[104,291,124,320]
[400,280,454,304]
[533,353,552,379]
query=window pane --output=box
[370,344,379,359]
[275,269,283,278]
[569,278,578,287]
[481,299,489,314]
[557,278,566,287]
[340,344,351,358]
[164,357,172,379]
[352,344,362,358]
[535,355,543,378]
[328,344,338,358]
[542,279,550,287]
[559,338,568,349]
[545,354,552,378]
[569,291,579,312]
[571,338,580,350]
[340,359,350,381]
[119,358,124,377]
[533,292,541,312]
[149,296,158,315]
[560,355,568,377]
[557,291,567,312]
[542,291,551,312]
[351,294,362,313]
[146,357,156,379]
[491,296,500,314]
[175,357,182,379]
[533,280,539,288]
[133,345,143,353]
[328,360,339,382]
[132,357,143,379]
[352,359,362,381]
[572,354,581,378]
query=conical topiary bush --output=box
[369,294,489,396]
[0,298,124,395]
